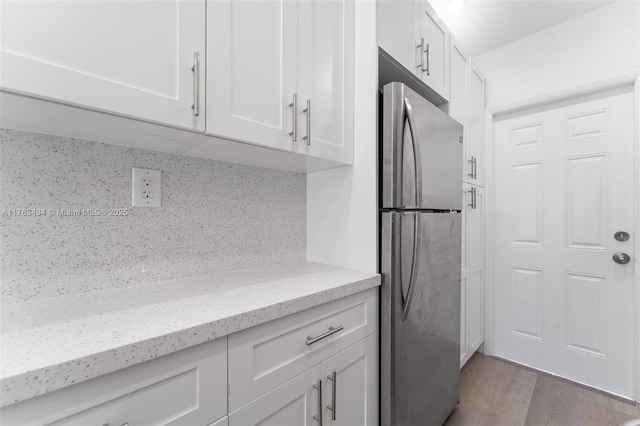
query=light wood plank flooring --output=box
[444,353,640,426]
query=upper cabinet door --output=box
[377,0,415,73]
[414,0,449,100]
[466,61,485,186]
[449,37,468,126]
[0,0,205,131]
[297,0,355,164]
[207,0,298,152]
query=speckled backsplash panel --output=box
[0,129,306,305]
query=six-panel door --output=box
[494,86,635,398]
[0,0,205,131]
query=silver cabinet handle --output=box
[416,38,429,72]
[289,93,297,142]
[303,99,311,145]
[467,156,477,179]
[468,187,476,209]
[306,326,344,345]
[416,37,424,71]
[191,51,200,117]
[425,42,430,75]
[327,370,337,420]
[313,379,323,425]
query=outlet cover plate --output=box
[132,167,161,207]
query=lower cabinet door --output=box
[321,333,378,426]
[229,365,323,426]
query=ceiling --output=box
[428,0,617,57]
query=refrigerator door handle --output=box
[403,97,423,207]
[401,213,421,321]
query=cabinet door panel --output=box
[468,187,484,352]
[414,1,449,100]
[229,366,322,426]
[298,0,354,164]
[0,0,204,131]
[322,334,378,426]
[377,0,415,73]
[207,0,297,151]
[467,62,485,186]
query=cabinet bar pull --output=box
[471,157,478,180]
[425,43,430,75]
[306,326,344,345]
[468,187,476,210]
[416,38,427,72]
[303,99,311,145]
[313,379,323,425]
[467,157,475,177]
[289,93,297,142]
[327,370,337,420]
[191,51,200,117]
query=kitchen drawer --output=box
[1,338,227,426]
[228,288,378,411]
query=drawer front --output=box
[1,338,227,426]
[228,288,378,411]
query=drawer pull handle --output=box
[306,326,344,346]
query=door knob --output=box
[614,231,630,241]
[613,252,631,264]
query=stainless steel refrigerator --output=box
[380,82,463,426]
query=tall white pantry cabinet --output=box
[450,37,487,368]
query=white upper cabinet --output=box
[297,0,355,164]
[414,0,450,100]
[465,61,485,186]
[378,0,415,73]
[206,0,298,152]
[0,0,205,131]
[206,0,354,165]
[449,36,468,126]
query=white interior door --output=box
[494,85,635,399]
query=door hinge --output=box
[459,136,463,144]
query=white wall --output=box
[306,0,378,273]
[475,0,640,108]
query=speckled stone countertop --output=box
[0,261,380,407]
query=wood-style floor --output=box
[444,353,640,426]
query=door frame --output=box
[483,68,640,401]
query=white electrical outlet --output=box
[132,167,161,207]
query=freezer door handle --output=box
[401,213,421,321]
[403,97,423,207]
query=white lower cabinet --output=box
[229,333,378,426]
[229,365,322,426]
[321,334,378,426]
[460,184,485,368]
[0,338,227,426]
[0,289,379,426]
